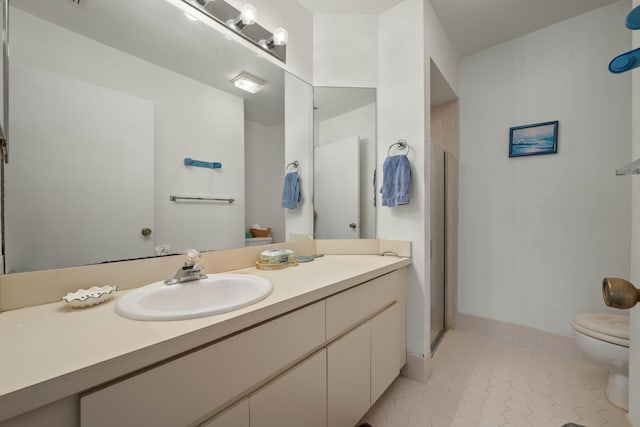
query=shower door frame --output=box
[430,146,448,352]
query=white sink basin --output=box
[115,274,273,321]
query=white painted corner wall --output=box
[313,14,378,87]
[284,73,314,240]
[378,0,428,359]
[375,0,459,374]
[458,2,632,337]
[423,1,459,97]
[245,120,285,243]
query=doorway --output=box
[429,60,459,352]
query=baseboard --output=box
[455,313,591,363]
[401,351,432,383]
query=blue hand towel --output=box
[281,171,301,209]
[381,155,411,207]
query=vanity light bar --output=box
[182,0,287,63]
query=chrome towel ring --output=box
[387,139,409,156]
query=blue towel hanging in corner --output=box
[281,171,301,209]
[381,155,411,207]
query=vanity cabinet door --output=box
[200,400,248,427]
[250,350,326,427]
[327,321,371,427]
[371,301,404,403]
[326,269,402,340]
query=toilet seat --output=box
[571,313,629,347]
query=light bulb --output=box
[240,4,257,25]
[272,27,288,46]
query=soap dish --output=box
[62,285,118,308]
[255,259,298,270]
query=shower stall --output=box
[430,144,447,351]
[429,66,459,351]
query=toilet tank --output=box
[245,237,273,247]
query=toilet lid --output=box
[572,313,629,346]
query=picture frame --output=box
[509,120,559,158]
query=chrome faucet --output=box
[165,249,207,285]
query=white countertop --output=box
[0,254,410,422]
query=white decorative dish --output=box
[62,285,118,308]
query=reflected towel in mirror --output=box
[281,171,301,209]
[381,155,411,207]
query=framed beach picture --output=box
[509,120,559,158]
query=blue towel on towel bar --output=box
[381,155,411,207]
[281,171,301,209]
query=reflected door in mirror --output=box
[312,87,376,239]
[314,137,360,239]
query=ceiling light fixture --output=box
[179,0,288,62]
[231,72,264,94]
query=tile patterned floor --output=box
[360,330,630,427]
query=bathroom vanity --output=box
[0,240,410,427]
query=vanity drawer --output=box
[80,301,325,427]
[326,269,404,340]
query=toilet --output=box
[245,237,273,247]
[571,312,630,410]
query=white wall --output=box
[317,103,377,239]
[378,0,428,361]
[284,73,314,239]
[245,120,286,243]
[12,8,245,257]
[313,14,378,87]
[423,1,459,97]
[226,0,313,84]
[376,0,459,380]
[629,1,640,424]
[458,2,632,337]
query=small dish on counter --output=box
[255,259,299,270]
[62,285,118,308]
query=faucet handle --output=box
[184,248,201,266]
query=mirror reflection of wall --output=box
[244,119,285,246]
[313,87,376,239]
[3,0,301,273]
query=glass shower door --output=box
[430,144,447,351]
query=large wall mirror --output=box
[313,87,376,239]
[4,0,309,273]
